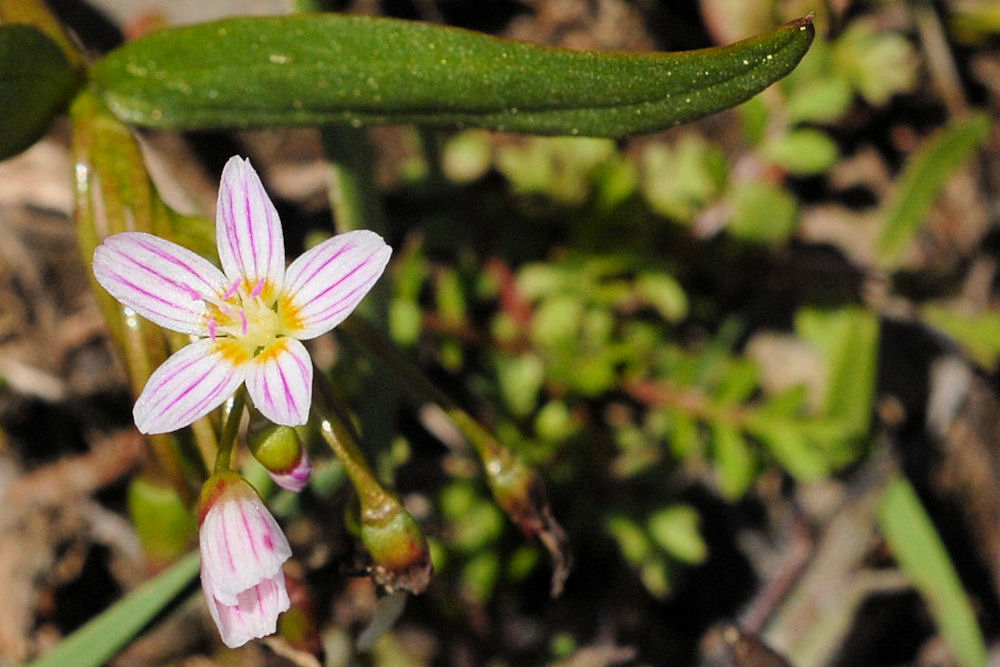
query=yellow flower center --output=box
[241,296,282,349]
[206,279,291,356]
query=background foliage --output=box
[2,0,1000,665]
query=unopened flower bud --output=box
[197,472,292,648]
[360,496,432,594]
[248,422,312,492]
[485,454,572,596]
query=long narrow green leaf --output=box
[877,113,990,268]
[30,551,201,667]
[0,24,83,159]
[71,90,216,485]
[878,476,987,667]
[92,14,814,138]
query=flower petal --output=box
[199,482,292,605]
[216,156,285,296]
[280,230,391,339]
[202,573,290,648]
[133,339,248,434]
[268,447,312,493]
[93,232,228,335]
[245,338,313,426]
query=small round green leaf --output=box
[760,127,839,175]
[728,181,799,244]
[648,505,708,564]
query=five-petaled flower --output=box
[93,156,391,434]
[198,472,292,648]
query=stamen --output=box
[250,278,265,299]
[208,318,218,341]
[223,279,241,300]
[199,289,236,312]
[240,311,248,336]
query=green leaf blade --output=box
[711,422,756,499]
[878,476,987,667]
[877,113,991,267]
[921,304,1000,371]
[30,551,201,667]
[0,24,83,159]
[748,420,829,481]
[92,14,814,138]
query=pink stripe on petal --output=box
[241,511,259,561]
[205,575,290,648]
[199,486,291,648]
[298,273,369,322]
[93,232,229,335]
[201,483,291,605]
[216,156,284,294]
[245,338,313,426]
[133,339,247,434]
[282,230,391,339]
[285,238,352,287]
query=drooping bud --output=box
[247,421,312,492]
[485,452,572,596]
[197,472,292,648]
[360,494,432,594]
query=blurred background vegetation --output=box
[3,0,1000,665]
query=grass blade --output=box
[877,476,987,667]
[30,551,200,667]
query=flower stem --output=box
[321,126,386,236]
[310,371,390,512]
[311,367,432,593]
[214,389,246,474]
[416,127,447,191]
[340,317,505,462]
[71,91,191,499]
[339,316,572,595]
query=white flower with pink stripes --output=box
[93,156,391,434]
[197,472,292,648]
